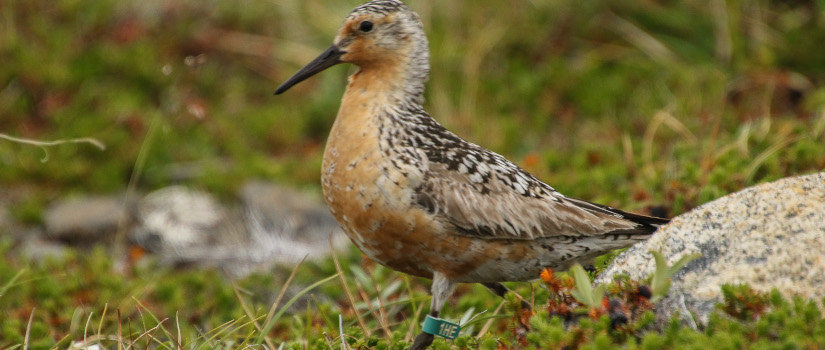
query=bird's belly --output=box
[453,236,613,282]
[322,164,561,282]
[321,150,561,281]
[446,239,554,283]
[325,198,553,282]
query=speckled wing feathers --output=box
[383,108,660,240]
[416,155,649,240]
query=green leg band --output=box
[421,315,461,339]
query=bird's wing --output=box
[413,142,665,240]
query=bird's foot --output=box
[410,332,434,350]
[519,298,532,310]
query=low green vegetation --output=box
[2,0,824,348]
[2,242,824,348]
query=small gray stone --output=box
[598,172,825,328]
[44,195,131,241]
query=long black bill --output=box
[275,45,345,95]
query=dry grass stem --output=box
[368,273,393,342]
[331,237,371,337]
[477,300,506,338]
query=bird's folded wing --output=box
[413,155,642,240]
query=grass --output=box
[2,242,824,349]
[0,241,507,348]
[1,0,825,347]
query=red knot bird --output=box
[275,1,669,348]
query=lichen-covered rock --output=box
[597,172,825,328]
[134,186,225,251]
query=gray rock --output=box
[44,195,131,242]
[133,183,348,278]
[597,172,825,328]
[134,186,227,253]
[239,181,348,263]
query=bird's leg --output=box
[482,282,531,310]
[411,272,456,350]
[484,282,532,343]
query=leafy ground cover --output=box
[1,0,825,348]
[1,241,824,349]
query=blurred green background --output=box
[1,0,824,222]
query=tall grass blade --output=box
[256,273,339,343]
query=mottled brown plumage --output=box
[274,1,669,348]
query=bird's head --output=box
[275,0,428,95]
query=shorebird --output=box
[275,1,668,348]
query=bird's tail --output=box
[564,197,670,235]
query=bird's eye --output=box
[359,21,374,32]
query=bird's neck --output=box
[323,52,431,197]
[343,42,430,113]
